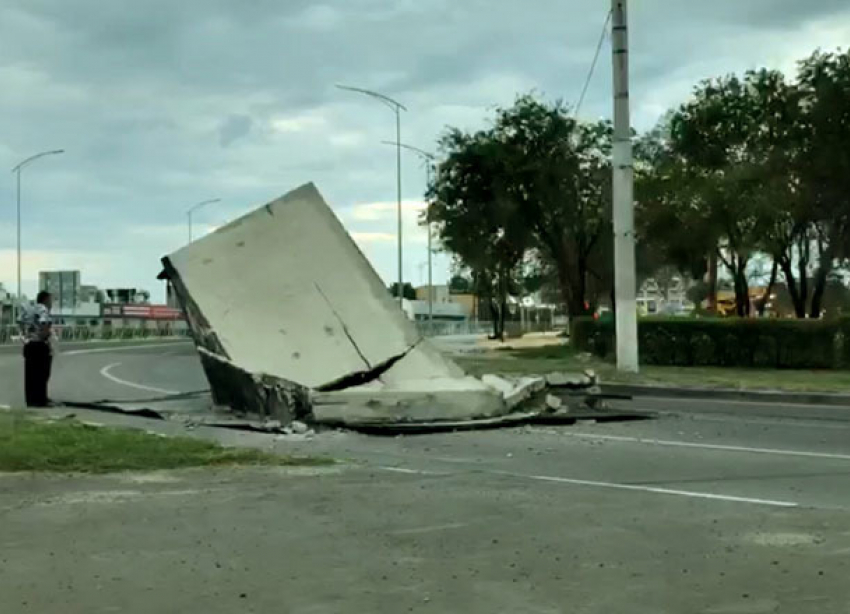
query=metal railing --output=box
[0,325,192,345]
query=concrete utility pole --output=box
[11,149,64,325]
[381,141,435,325]
[187,198,221,244]
[337,85,407,307]
[611,0,639,372]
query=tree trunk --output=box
[733,261,750,317]
[779,258,806,318]
[707,251,718,314]
[810,232,837,319]
[757,260,779,317]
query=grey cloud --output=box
[218,114,254,147]
[2,0,849,298]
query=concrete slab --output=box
[161,183,505,423]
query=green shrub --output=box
[571,316,840,369]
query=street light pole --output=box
[611,0,639,372]
[11,149,65,324]
[380,140,435,325]
[337,84,407,307]
[186,198,221,244]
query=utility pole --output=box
[611,0,639,372]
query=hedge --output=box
[571,316,844,369]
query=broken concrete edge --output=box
[196,347,310,423]
[318,409,654,436]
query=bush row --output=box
[571,316,848,369]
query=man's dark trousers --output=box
[23,341,52,407]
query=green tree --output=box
[428,129,530,339]
[388,282,416,300]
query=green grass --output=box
[0,412,332,473]
[455,345,850,393]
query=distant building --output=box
[414,284,480,320]
[637,275,695,316]
[33,271,185,332]
[402,298,468,322]
[103,288,150,304]
[39,270,81,311]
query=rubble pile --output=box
[161,183,598,429]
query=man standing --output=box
[19,291,54,407]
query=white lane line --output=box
[564,432,850,462]
[380,466,443,476]
[379,463,798,508]
[63,342,191,356]
[99,362,179,396]
[389,522,468,536]
[495,471,798,508]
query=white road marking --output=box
[99,363,179,396]
[564,432,850,461]
[389,522,468,536]
[380,466,442,476]
[63,342,191,356]
[379,462,798,508]
[496,471,798,508]
[0,404,10,410]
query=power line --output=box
[574,9,613,120]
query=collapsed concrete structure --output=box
[161,183,594,428]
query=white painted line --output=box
[565,432,850,462]
[389,522,468,536]
[100,362,179,396]
[379,466,442,476]
[497,471,798,508]
[0,404,10,410]
[63,342,191,356]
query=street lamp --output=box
[381,141,435,325]
[336,84,407,307]
[11,149,64,324]
[187,198,221,244]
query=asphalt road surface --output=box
[3,341,850,612]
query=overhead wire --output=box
[573,9,613,121]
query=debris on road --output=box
[160,183,602,429]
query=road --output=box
[2,342,850,612]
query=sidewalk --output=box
[454,345,850,406]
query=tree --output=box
[428,129,531,339]
[388,282,416,300]
[796,49,850,318]
[639,71,804,317]
[489,95,613,316]
[448,274,473,294]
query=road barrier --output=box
[0,325,192,345]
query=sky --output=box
[2,0,850,303]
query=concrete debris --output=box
[545,394,563,412]
[161,183,599,428]
[545,371,597,389]
[290,420,309,435]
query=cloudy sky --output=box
[2,0,849,302]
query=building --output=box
[402,298,468,322]
[34,270,186,333]
[637,275,695,316]
[103,288,150,304]
[414,284,480,320]
[39,270,81,311]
